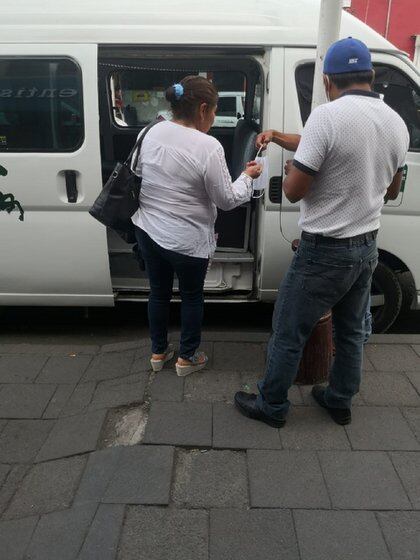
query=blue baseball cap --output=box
[323,37,373,74]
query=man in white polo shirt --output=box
[234,38,409,427]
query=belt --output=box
[301,230,378,247]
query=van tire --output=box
[397,270,416,311]
[371,262,403,333]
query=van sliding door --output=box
[0,44,113,306]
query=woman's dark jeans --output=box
[135,227,209,360]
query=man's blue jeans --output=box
[257,231,378,420]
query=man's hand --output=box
[256,131,301,152]
[256,130,274,149]
[385,170,403,201]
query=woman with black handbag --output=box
[131,75,262,376]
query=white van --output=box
[1,0,419,332]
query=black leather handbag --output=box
[89,120,159,243]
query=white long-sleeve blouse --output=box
[131,120,252,258]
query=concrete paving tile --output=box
[4,455,87,519]
[345,407,420,451]
[36,355,92,384]
[412,344,420,358]
[280,407,350,450]
[370,335,420,344]
[363,348,375,371]
[365,344,420,371]
[74,447,124,506]
[103,445,174,505]
[360,372,420,406]
[0,420,55,463]
[36,410,106,462]
[248,450,330,508]
[319,451,411,509]
[210,509,299,560]
[295,510,391,560]
[377,511,420,560]
[240,369,304,398]
[213,342,265,371]
[144,401,212,447]
[0,516,39,560]
[60,382,96,417]
[0,384,56,419]
[0,465,30,517]
[299,383,365,406]
[78,504,125,560]
[102,340,148,353]
[401,407,420,441]
[0,355,48,383]
[173,449,248,508]
[130,353,152,373]
[0,419,6,434]
[118,506,208,560]
[0,464,10,486]
[42,384,76,419]
[0,344,99,355]
[201,331,270,343]
[184,369,241,403]
[89,373,148,410]
[212,403,282,450]
[83,351,135,382]
[25,504,97,560]
[390,452,420,508]
[150,372,184,402]
[407,371,420,395]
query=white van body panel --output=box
[1,1,419,314]
[2,0,396,51]
[0,43,113,306]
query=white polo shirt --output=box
[294,90,409,238]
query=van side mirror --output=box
[237,112,243,119]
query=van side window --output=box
[0,58,84,152]
[295,62,420,151]
[109,69,247,128]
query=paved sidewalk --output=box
[0,332,419,559]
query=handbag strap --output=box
[126,119,161,170]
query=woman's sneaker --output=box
[175,351,208,377]
[150,344,175,372]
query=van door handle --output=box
[64,170,78,203]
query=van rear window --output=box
[0,57,84,152]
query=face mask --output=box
[252,146,269,197]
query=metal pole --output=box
[312,0,344,111]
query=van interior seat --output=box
[230,118,258,181]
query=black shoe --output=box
[234,391,286,428]
[311,385,352,425]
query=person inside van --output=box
[131,75,262,376]
[234,38,409,428]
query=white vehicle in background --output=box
[0,0,419,333]
[214,92,245,127]
[156,92,244,127]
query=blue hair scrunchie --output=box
[173,83,184,100]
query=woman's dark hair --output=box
[327,70,375,89]
[165,75,218,120]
